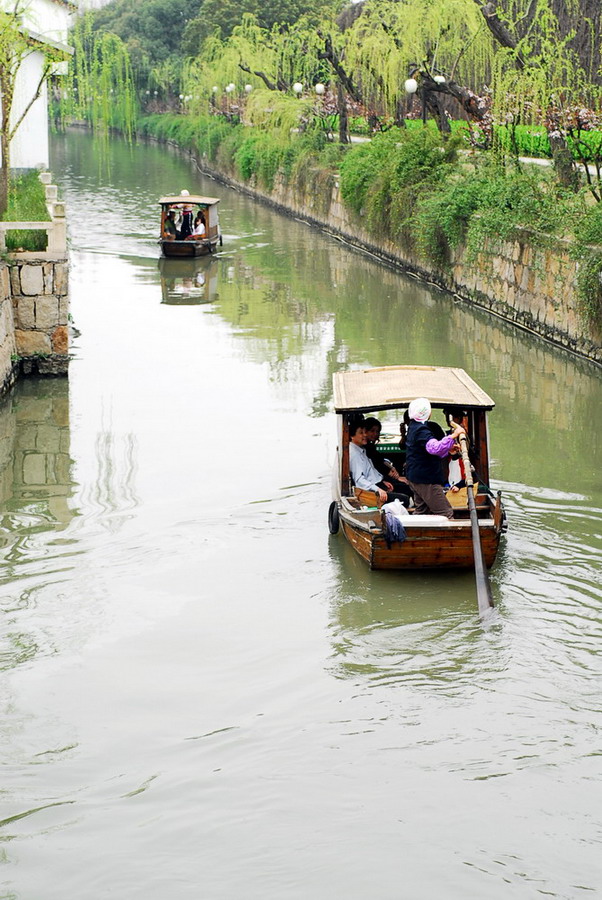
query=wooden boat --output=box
[329,365,506,570]
[159,193,222,257]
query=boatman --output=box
[405,397,465,518]
[349,421,410,506]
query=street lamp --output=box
[434,75,446,84]
[293,82,303,95]
[315,83,325,95]
[244,84,253,93]
[225,83,235,94]
[404,78,418,94]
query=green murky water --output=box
[0,130,600,899]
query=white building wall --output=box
[0,0,75,170]
[21,0,72,42]
[9,50,50,169]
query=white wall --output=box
[0,0,75,170]
[9,50,50,169]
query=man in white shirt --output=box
[349,421,410,505]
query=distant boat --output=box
[329,365,506,570]
[159,193,222,257]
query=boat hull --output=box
[340,518,501,570]
[161,239,216,258]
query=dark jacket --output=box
[405,420,445,485]
[365,442,390,478]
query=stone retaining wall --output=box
[10,253,69,374]
[165,139,601,366]
[0,264,18,397]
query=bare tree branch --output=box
[8,61,52,141]
[238,62,288,93]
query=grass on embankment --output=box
[1,171,50,252]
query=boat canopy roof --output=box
[333,366,495,413]
[159,195,220,206]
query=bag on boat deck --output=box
[382,499,408,548]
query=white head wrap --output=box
[408,397,431,422]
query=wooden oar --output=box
[456,430,494,616]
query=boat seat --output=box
[406,514,452,525]
[354,487,385,508]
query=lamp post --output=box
[293,82,303,97]
[315,83,325,96]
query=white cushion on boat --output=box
[405,515,452,525]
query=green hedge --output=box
[1,170,49,252]
[138,113,344,190]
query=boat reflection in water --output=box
[158,256,219,306]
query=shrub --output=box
[1,170,50,252]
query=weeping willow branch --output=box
[238,61,288,92]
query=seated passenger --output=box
[363,417,411,499]
[186,212,206,240]
[349,421,411,506]
[163,209,177,241]
[405,397,466,519]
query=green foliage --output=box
[182,0,337,48]
[139,110,345,193]
[57,15,137,138]
[1,171,50,252]
[571,205,602,327]
[340,127,460,240]
[88,0,199,77]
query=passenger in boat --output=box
[178,205,194,240]
[163,209,177,241]
[185,212,206,241]
[349,421,410,506]
[405,397,466,518]
[363,417,413,504]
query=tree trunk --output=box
[337,83,350,144]
[548,130,580,191]
[0,79,11,218]
[425,91,451,134]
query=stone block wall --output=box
[0,263,18,397]
[5,254,69,380]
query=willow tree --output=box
[183,14,331,128]
[340,0,601,186]
[57,14,137,139]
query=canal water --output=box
[1,130,601,899]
